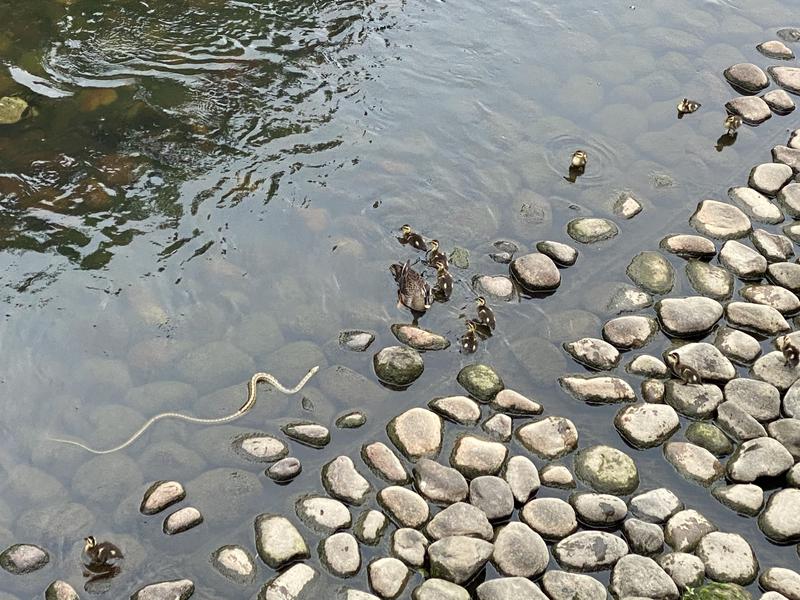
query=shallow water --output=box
[1,0,800,597]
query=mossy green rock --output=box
[574,445,639,495]
[457,364,504,401]
[0,96,28,125]
[683,582,751,600]
[685,422,734,456]
[449,246,470,269]
[627,251,675,295]
[373,346,424,387]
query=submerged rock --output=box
[233,434,288,462]
[211,545,256,584]
[626,251,675,295]
[0,543,49,574]
[567,217,619,244]
[0,97,28,125]
[373,346,424,387]
[131,580,194,600]
[457,364,504,401]
[686,260,734,300]
[472,275,515,301]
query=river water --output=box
[1,0,799,597]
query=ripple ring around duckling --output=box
[46,365,320,454]
[544,133,621,187]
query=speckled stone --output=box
[563,337,620,370]
[660,234,716,259]
[626,251,675,295]
[663,442,724,486]
[719,240,768,279]
[724,63,769,93]
[714,327,761,365]
[686,260,734,300]
[747,163,794,197]
[740,284,799,314]
[725,96,772,125]
[758,40,794,60]
[751,229,794,262]
[615,403,680,449]
[521,497,577,540]
[567,217,619,244]
[695,532,758,585]
[728,186,784,223]
[516,416,578,459]
[664,509,716,552]
[602,316,659,349]
[690,200,752,240]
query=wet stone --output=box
[426,502,492,541]
[413,458,468,505]
[660,234,716,259]
[665,342,736,382]
[536,240,577,266]
[412,579,469,600]
[516,416,578,459]
[541,571,607,600]
[690,200,752,240]
[254,514,308,569]
[131,580,194,600]
[768,262,800,292]
[377,486,428,529]
[786,380,800,417]
[373,346,424,387]
[0,97,28,125]
[296,496,351,534]
[760,568,800,600]
[724,63,769,93]
[760,488,800,542]
[741,284,799,314]
[491,522,548,578]
[428,396,480,425]
[574,444,639,495]
[657,552,705,591]
[685,422,733,456]
[163,506,203,535]
[712,484,763,516]
[727,437,794,482]
[267,457,302,482]
[665,509,716,552]
[780,183,800,217]
[457,364,503,402]
[570,492,627,527]
[321,532,360,578]
[752,351,800,391]
[769,418,800,460]
[0,543,49,574]
[489,252,512,264]
[391,528,427,568]
[503,455,539,504]
[716,400,768,441]
[337,411,366,429]
[602,315,659,349]
[725,96,772,125]
[234,434,288,462]
[563,337,620,371]
[719,240,768,279]
[322,456,371,504]
[626,251,675,295]
[724,378,780,421]
[696,532,758,585]
[482,413,511,442]
[774,145,800,172]
[560,375,636,405]
[339,330,375,352]
[607,283,654,314]
[663,442,724,486]
[391,324,450,352]
[510,252,560,292]
[615,403,679,449]
[752,229,794,262]
[613,192,643,219]
[261,564,316,600]
[656,296,722,337]
[665,381,722,420]
[472,275,515,301]
[140,480,186,515]
[450,435,507,479]
[449,247,469,269]
[779,28,800,42]
[387,408,442,461]
[428,536,493,584]
[630,488,683,524]
[539,464,575,489]
[469,476,513,521]
[553,531,629,572]
[770,66,800,95]
[611,555,678,600]
[521,497,577,540]
[45,580,80,600]
[714,327,761,364]
[567,217,619,244]
[282,422,330,449]
[686,260,734,300]
[355,510,388,545]
[622,518,664,555]
[748,164,794,197]
[642,379,666,403]
[476,578,547,600]
[211,545,256,585]
[627,355,668,378]
[362,442,409,485]
[759,40,795,60]
[764,89,796,114]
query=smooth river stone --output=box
[726,301,790,335]
[664,380,723,419]
[510,252,561,292]
[163,506,203,535]
[725,96,771,124]
[773,145,800,172]
[613,192,643,219]
[758,40,794,60]
[574,445,639,495]
[695,532,758,586]
[536,240,578,266]
[472,274,515,301]
[779,183,800,217]
[610,555,679,600]
[748,164,794,197]
[470,476,513,521]
[390,324,450,351]
[724,378,781,422]
[769,66,800,95]
[712,484,764,516]
[563,337,620,370]
[361,442,410,485]
[727,437,794,482]
[751,229,794,262]
[413,458,468,504]
[663,442,724,486]
[426,502,493,541]
[140,480,186,515]
[377,486,429,528]
[373,345,424,387]
[602,315,659,349]
[686,260,734,300]
[659,234,716,259]
[211,545,256,584]
[629,488,683,524]
[615,403,680,449]
[491,388,542,416]
[387,408,442,460]
[233,434,288,462]
[322,456,371,505]
[450,435,507,479]
[759,489,800,543]
[656,296,722,337]
[254,514,308,569]
[131,580,195,600]
[664,342,736,382]
[321,532,360,577]
[763,89,796,114]
[559,375,635,404]
[724,62,769,93]
[665,509,716,552]
[296,496,351,534]
[690,200,751,240]
[719,240,767,279]
[553,531,629,572]
[516,416,578,459]
[428,537,493,584]
[752,351,800,391]
[503,455,540,504]
[728,186,784,223]
[567,217,619,243]
[760,567,800,600]
[428,396,480,425]
[714,326,761,364]
[626,251,675,294]
[717,401,767,441]
[768,261,800,292]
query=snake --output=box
[47,366,320,455]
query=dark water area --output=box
[1,0,800,597]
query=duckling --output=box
[475,296,495,330]
[665,351,702,385]
[725,114,743,135]
[434,262,453,300]
[427,239,449,269]
[570,150,587,170]
[82,536,123,567]
[390,260,432,313]
[398,224,427,251]
[460,320,478,354]
[677,98,701,116]
[776,335,800,367]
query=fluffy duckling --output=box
[475,296,495,330]
[776,335,800,367]
[570,150,587,169]
[427,239,448,269]
[390,260,432,313]
[677,98,701,116]
[460,321,478,354]
[665,351,702,385]
[725,114,743,135]
[82,536,123,567]
[434,262,453,300]
[398,224,427,251]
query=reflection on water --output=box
[2,0,800,596]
